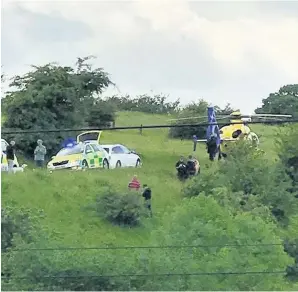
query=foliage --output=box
[214,103,236,115]
[104,93,180,114]
[276,125,298,194]
[2,56,113,158]
[95,189,145,227]
[169,99,208,139]
[185,142,298,224]
[1,207,46,288]
[2,111,298,290]
[168,101,235,140]
[85,100,116,128]
[255,84,298,118]
[2,244,134,291]
[137,196,293,290]
[284,239,298,281]
[1,207,35,252]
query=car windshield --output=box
[56,144,84,156]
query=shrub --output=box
[276,125,298,195]
[284,239,298,282]
[139,196,293,290]
[2,249,133,291]
[1,208,34,252]
[169,100,208,140]
[95,190,144,227]
[184,141,298,224]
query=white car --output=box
[101,144,141,169]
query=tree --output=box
[214,103,236,115]
[2,56,113,157]
[104,93,180,114]
[169,99,208,139]
[255,84,298,118]
[276,125,298,197]
[85,100,116,128]
[137,196,293,290]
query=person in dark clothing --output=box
[175,156,185,168]
[176,157,188,180]
[206,135,218,161]
[186,155,196,176]
[6,141,16,173]
[142,184,152,217]
[192,135,198,152]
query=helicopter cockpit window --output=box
[232,130,242,139]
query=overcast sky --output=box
[2,0,298,113]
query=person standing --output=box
[128,175,141,191]
[206,134,217,161]
[34,139,47,168]
[6,141,16,174]
[192,135,198,152]
[142,184,152,217]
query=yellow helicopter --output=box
[212,110,292,144]
[170,108,293,145]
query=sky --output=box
[1,0,298,113]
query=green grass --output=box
[1,111,281,248]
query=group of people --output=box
[128,175,152,217]
[2,139,47,173]
[175,155,199,180]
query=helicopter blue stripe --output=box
[206,107,221,147]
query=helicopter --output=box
[170,107,292,160]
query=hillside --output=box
[3,111,298,291]
[2,111,280,247]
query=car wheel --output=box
[103,159,109,169]
[82,160,89,169]
[136,159,141,167]
[116,161,121,168]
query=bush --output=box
[95,190,144,227]
[276,125,298,195]
[284,239,298,282]
[86,100,116,128]
[2,248,133,291]
[1,208,34,252]
[184,141,298,224]
[138,196,293,290]
[169,100,208,140]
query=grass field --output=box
[1,111,282,248]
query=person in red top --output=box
[128,175,141,191]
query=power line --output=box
[2,119,298,135]
[3,242,287,252]
[1,270,286,280]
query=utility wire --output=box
[2,119,298,135]
[3,242,288,252]
[1,270,286,280]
